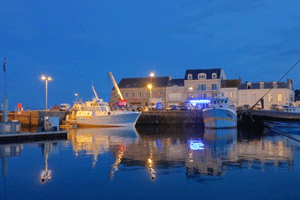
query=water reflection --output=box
[106,127,295,181]
[67,127,139,170]
[39,143,54,184]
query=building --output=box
[237,79,294,109]
[110,76,171,108]
[221,78,242,106]
[165,79,185,106]
[110,69,295,110]
[184,68,226,100]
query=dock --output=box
[0,131,68,144]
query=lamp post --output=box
[147,84,152,98]
[149,72,154,98]
[41,75,52,110]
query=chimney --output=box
[169,75,172,80]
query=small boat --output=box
[202,96,237,129]
[282,103,300,113]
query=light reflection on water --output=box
[0,125,300,199]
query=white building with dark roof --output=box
[237,79,294,109]
[184,68,226,100]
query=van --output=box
[59,103,71,111]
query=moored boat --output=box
[65,98,141,128]
[202,97,237,129]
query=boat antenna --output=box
[250,59,300,110]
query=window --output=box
[251,94,256,103]
[198,73,206,80]
[172,86,178,91]
[188,74,193,80]
[247,82,251,89]
[125,93,128,98]
[260,82,264,89]
[268,94,273,102]
[144,93,148,98]
[278,94,282,102]
[212,73,217,79]
[159,92,163,98]
[242,94,247,103]
[212,84,217,90]
[131,93,135,98]
[197,84,206,91]
[229,92,233,98]
[138,93,141,98]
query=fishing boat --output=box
[65,98,141,127]
[202,96,237,129]
[65,86,141,127]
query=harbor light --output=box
[41,75,52,110]
[147,84,152,98]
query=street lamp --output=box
[149,72,155,97]
[147,84,152,98]
[41,75,52,110]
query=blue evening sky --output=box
[0,0,299,110]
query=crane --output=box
[108,72,128,107]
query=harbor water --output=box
[1,124,300,200]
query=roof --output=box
[238,82,288,90]
[167,79,184,86]
[118,76,170,89]
[221,79,241,88]
[184,68,221,80]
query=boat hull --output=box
[74,112,141,128]
[202,108,237,129]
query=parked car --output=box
[270,104,279,110]
[166,105,179,111]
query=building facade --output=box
[237,79,294,109]
[110,76,170,108]
[184,69,226,100]
[110,69,295,110]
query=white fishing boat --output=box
[202,97,237,129]
[65,86,141,127]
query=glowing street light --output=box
[41,75,52,110]
[149,72,155,98]
[147,84,152,98]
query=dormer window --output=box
[273,81,277,89]
[247,82,251,89]
[198,73,206,80]
[212,73,217,79]
[188,74,193,80]
[260,82,264,89]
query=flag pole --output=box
[4,58,6,98]
[2,58,8,122]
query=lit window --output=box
[268,94,273,102]
[229,92,233,98]
[278,94,282,102]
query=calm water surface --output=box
[1,125,300,200]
